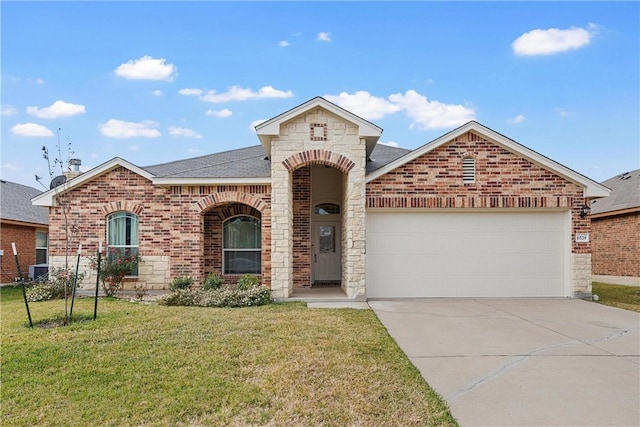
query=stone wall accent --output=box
[270,106,367,298]
[366,131,591,296]
[591,212,640,279]
[572,253,592,297]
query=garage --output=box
[366,210,569,298]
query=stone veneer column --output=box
[341,138,367,299]
[571,253,592,298]
[270,162,293,298]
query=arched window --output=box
[107,212,139,275]
[314,203,340,215]
[223,215,261,275]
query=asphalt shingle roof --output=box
[591,168,640,215]
[143,144,411,179]
[144,146,270,178]
[1,180,49,225]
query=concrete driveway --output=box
[369,299,640,427]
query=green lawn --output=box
[592,282,640,313]
[1,287,456,426]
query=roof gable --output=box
[366,121,610,198]
[255,97,383,158]
[32,157,154,207]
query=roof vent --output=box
[69,158,81,172]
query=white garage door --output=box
[366,211,568,298]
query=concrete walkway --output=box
[370,299,640,427]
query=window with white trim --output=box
[223,215,261,275]
[462,157,476,183]
[107,212,139,276]
[35,230,48,264]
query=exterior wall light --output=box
[579,204,590,219]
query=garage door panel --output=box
[366,211,567,298]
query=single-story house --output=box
[1,180,49,282]
[33,97,610,299]
[590,169,639,286]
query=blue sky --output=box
[1,1,638,189]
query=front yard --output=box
[1,287,456,426]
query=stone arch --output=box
[196,191,268,214]
[100,201,144,216]
[282,149,355,173]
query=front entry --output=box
[312,221,341,283]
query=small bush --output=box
[160,289,196,306]
[202,272,224,290]
[170,276,193,291]
[159,286,271,308]
[237,274,260,290]
[25,268,86,302]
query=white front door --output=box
[313,221,341,282]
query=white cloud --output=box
[168,126,203,138]
[554,107,574,117]
[114,55,177,81]
[380,141,399,147]
[129,145,140,151]
[178,88,203,96]
[325,90,475,129]
[316,32,332,42]
[99,119,161,139]
[35,78,44,84]
[279,40,290,47]
[508,114,526,124]
[26,100,86,119]
[1,162,20,171]
[324,91,401,120]
[201,85,293,103]
[187,148,202,154]
[389,90,476,130]
[205,108,233,118]
[250,119,268,132]
[512,24,598,56]
[1,105,18,116]
[152,90,163,96]
[11,123,54,137]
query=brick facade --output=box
[0,223,43,283]
[366,131,593,295]
[292,166,311,287]
[592,212,640,278]
[48,168,271,289]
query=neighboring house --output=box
[1,180,49,283]
[32,97,609,299]
[590,169,640,286]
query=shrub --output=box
[202,272,224,290]
[160,289,196,306]
[237,274,260,290]
[90,247,141,297]
[25,267,86,302]
[170,276,193,291]
[159,286,271,308]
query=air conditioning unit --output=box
[28,264,49,280]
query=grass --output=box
[592,282,640,313]
[1,287,457,426]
